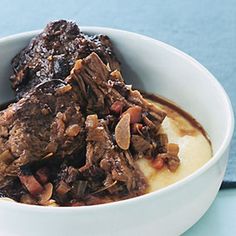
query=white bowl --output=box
[0,27,234,236]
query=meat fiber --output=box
[11,20,120,99]
[0,21,181,206]
[80,114,147,197]
[0,80,85,188]
[67,52,167,159]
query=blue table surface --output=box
[0,0,235,235]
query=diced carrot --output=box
[56,180,71,195]
[152,157,164,170]
[110,101,124,114]
[19,175,43,196]
[123,106,142,124]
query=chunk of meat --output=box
[11,20,120,99]
[131,135,152,155]
[68,52,167,159]
[68,52,166,121]
[80,114,147,196]
[0,80,85,187]
[1,20,182,206]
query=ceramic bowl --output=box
[0,27,234,236]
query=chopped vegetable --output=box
[38,183,53,205]
[152,157,164,170]
[123,106,142,124]
[72,181,88,198]
[19,175,43,196]
[157,153,180,172]
[157,133,168,153]
[56,180,71,195]
[167,143,179,156]
[115,113,131,150]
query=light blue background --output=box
[0,0,235,235]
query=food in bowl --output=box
[137,94,212,192]
[0,20,211,206]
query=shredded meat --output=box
[67,52,167,158]
[0,80,85,188]
[67,53,166,123]
[131,135,152,154]
[80,114,147,196]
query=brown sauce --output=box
[141,91,211,145]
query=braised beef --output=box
[0,80,85,188]
[131,135,152,154]
[68,52,180,167]
[68,53,167,157]
[67,52,166,123]
[11,20,120,99]
[80,114,147,196]
[0,21,181,206]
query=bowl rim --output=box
[0,26,234,212]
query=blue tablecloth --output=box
[0,0,235,235]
